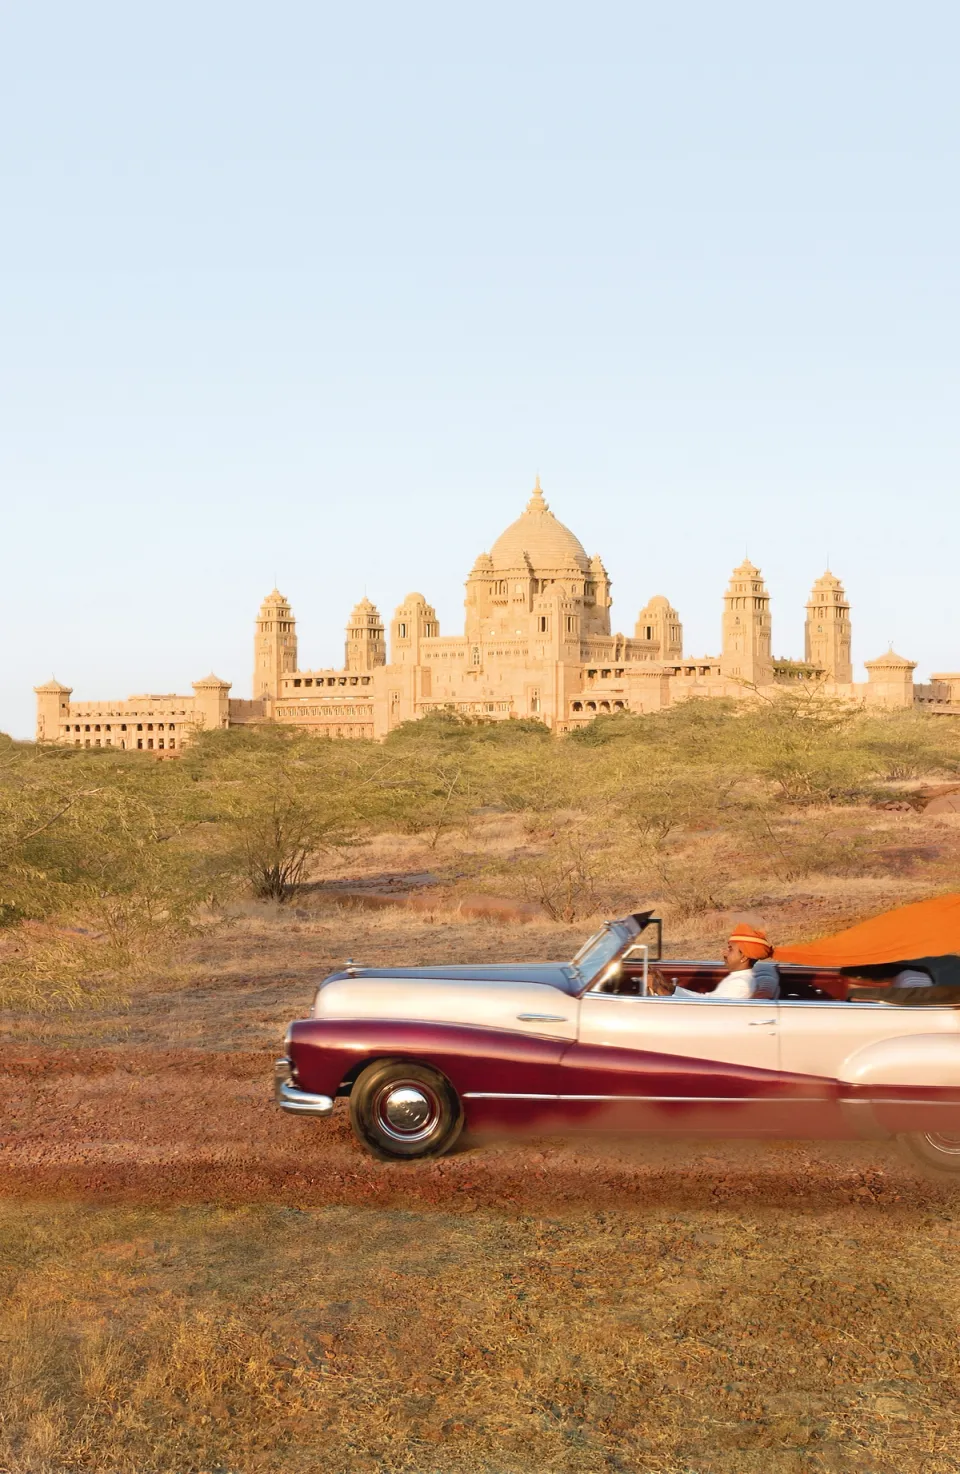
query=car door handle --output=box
[516,1013,569,1022]
[748,1019,776,1026]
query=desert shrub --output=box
[0,740,210,1002]
[184,728,361,899]
[641,840,735,919]
[856,710,960,781]
[509,826,614,922]
[734,809,881,883]
[385,710,552,747]
[731,692,875,804]
[568,699,739,764]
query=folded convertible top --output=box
[774,891,960,976]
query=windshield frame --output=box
[571,918,642,991]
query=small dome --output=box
[34,678,71,693]
[812,569,843,589]
[488,479,590,574]
[193,673,231,688]
[349,598,382,624]
[866,648,916,669]
[641,594,671,610]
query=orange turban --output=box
[729,923,773,961]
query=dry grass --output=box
[324,806,960,938]
[3,801,959,1019]
[0,1198,958,1474]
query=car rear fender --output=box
[840,1032,960,1089]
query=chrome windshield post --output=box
[620,941,650,995]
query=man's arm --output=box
[673,969,755,1000]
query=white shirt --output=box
[894,968,933,987]
[674,967,755,1000]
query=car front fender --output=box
[285,1016,567,1101]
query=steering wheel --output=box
[645,968,674,997]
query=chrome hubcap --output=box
[924,1131,960,1155]
[375,1082,441,1143]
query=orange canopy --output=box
[774,892,960,969]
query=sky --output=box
[1,1,958,738]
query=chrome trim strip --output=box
[464,1091,959,1105]
[583,996,954,1009]
[840,1096,960,1105]
[463,1092,558,1100]
[515,1013,569,1022]
[779,1000,953,1009]
[463,1092,830,1102]
[584,996,773,1007]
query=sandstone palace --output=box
[36,480,960,749]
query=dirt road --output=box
[1,1042,953,1214]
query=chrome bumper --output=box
[274,1057,335,1117]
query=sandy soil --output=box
[0,1039,955,1217]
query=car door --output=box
[558,991,789,1134]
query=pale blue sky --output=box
[2,2,958,737]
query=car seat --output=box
[750,960,780,1000]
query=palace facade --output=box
[36,480,960,748]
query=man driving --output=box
[649,923,774,998]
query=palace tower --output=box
[805,570,852,683]
[345,598,387,673]
[721,559,773,686]
[253,589,298,701]
[635,595,683,663]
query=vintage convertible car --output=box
[275,906,960,1176]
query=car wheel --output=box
[349,1061,463,1162]
[898,1130,960,1180]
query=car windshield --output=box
[571,925,631,988]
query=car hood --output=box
[325,963,579,994]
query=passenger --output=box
[650,923,774,998]
[893,967,933,987]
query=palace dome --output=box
[488,479,590,574]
